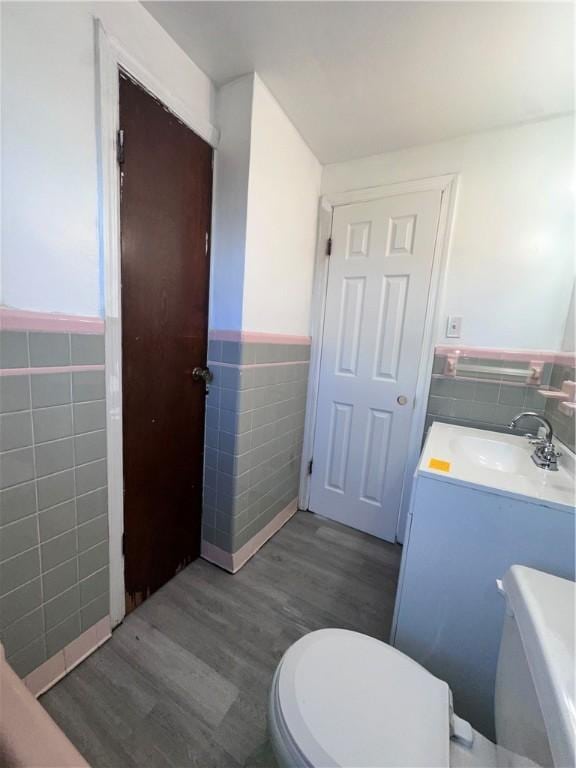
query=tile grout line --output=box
[68,361,82,638]
[0,528,109,598]
[0,397,105,423]
[0,532,108,604]
[27,330,48,664]
[1,485,108,529]
[7,588,109,667]
[1,424,106,453]
[2,455,107,490]
[31,396,105,414]
[0,339,108,674]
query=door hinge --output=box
[308,459,313,475]
[326,237,332,256]
[117,129,125,165]
[122,532,126,556]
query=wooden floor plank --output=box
[41,511,401,767]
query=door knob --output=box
[397,395,408,405]
[191,366,213,384]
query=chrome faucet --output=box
[508,412,561,471]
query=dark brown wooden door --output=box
[119,73,213,612]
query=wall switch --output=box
[446,316,462,338]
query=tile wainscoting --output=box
[426,346,575,451]
[0,310,110,685]
[546,357,576,453]
[202,332,310,571]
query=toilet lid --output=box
[275,629,451,768]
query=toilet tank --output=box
[494,567,575,768]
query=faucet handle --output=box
[542,443,561,458]
[532,441,562,471]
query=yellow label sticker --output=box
[429,458,451,472]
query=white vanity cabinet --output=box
[391,422,575,740]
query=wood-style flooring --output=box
[41,511,401,767]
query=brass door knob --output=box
[397,395,408,406]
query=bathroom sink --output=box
[420,422,575,510]
[448,435,526,473]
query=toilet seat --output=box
[270,628,452,768]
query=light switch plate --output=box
[446,316,462,338]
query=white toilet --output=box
[268,565,574,768]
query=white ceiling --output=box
[144,1,574,164]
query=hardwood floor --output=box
[41,511,401,767]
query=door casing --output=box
[299,175,458,543]
[95,20,219,628]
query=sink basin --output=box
[421,422,574,510]
[449,435,526,473]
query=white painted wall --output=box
[210,73,322,335]
[7,2,564,348]
[209,75,253,331]
[1,1,217,317]
[243,76,322,336]
[3,6,320,336]
[322,116,574,351]
[562,282,575,353]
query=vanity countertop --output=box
[419,422,575,511]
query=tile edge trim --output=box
[0,364,106,377]
[209,330,311,345]
[207,360,309,370]
[24,616,112,698]
[201,498,299,574]
[435,345,575,365]
[1,308,105,334]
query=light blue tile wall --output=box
[0,330,108,678]
[203,340,309,554]
[545,360,576,453]
[425,350,553,439]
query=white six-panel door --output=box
[309,190,442,541]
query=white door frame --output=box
[298,174,458,543]
[95,19,219,627]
